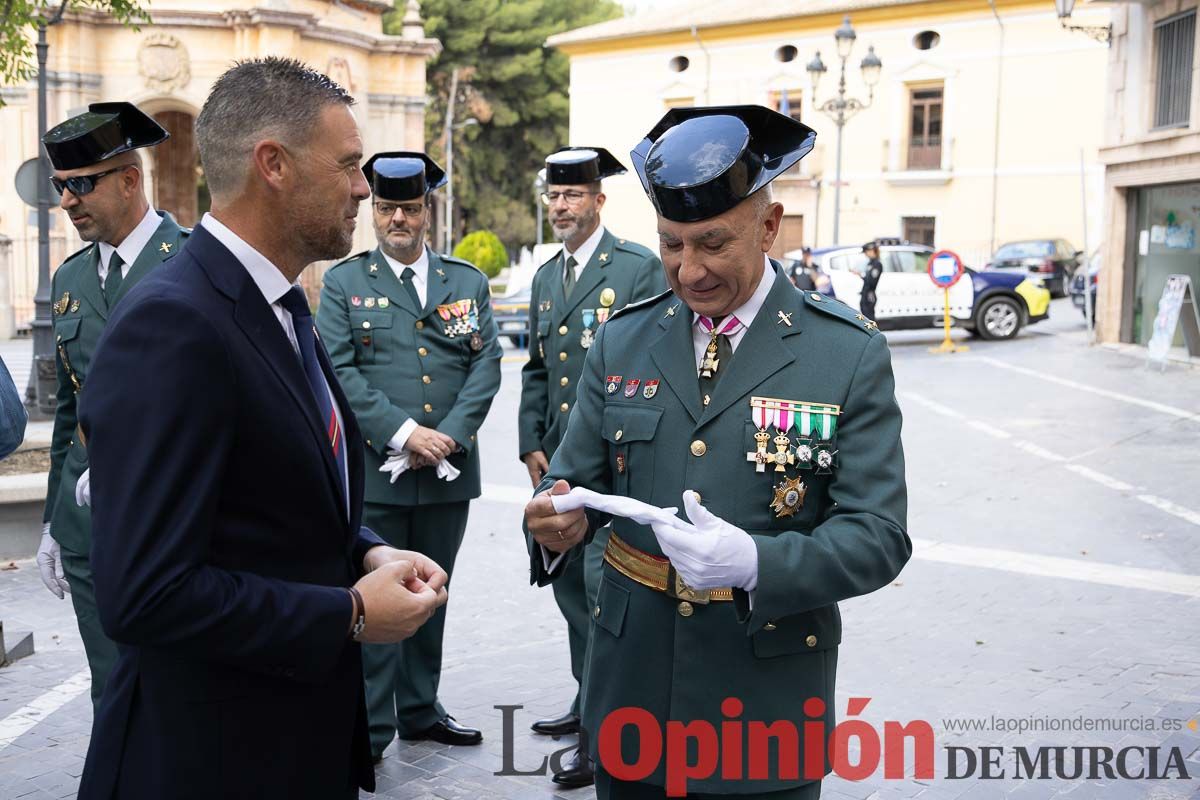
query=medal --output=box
[378,297,389,309]
[351,296,362,306]
[624,378,640,398]
[606,375,622,395]
[364,297,375,309]
[596,307,610,325]
[746,429,771,473]
[70,300,80,313]
[643,380,659,399]
[469,331,483,351]
[54,292,70,316]
[581,308,596,349]
[580,328,594,349]
[770,477,807,518]
[599,288,616,308]
[697,316,744,378]
[616,453,626,474]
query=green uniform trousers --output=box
[597,771,821,799]
[61,545,118,708]
[551,526,610,714]
[361,500,469,755]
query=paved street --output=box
[1,297,1198,799]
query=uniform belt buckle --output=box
[669,568,711,604]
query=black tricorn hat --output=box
[363,151,447,202]
[42,102,169,171]
[630,105,817,223]
[544,147,627,185]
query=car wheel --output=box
[1059,274,1070,298]
[975,296,1023,340]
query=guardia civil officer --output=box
[860,240,884,321]
[34,103,188,707]
[316,152,502,758]
[517,146,664,788]
[523,106,911,798]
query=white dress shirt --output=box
[690,255,774,370]
[382,245,430,307]
[97,206,161,287]
[561,224,606,281]
[199,212,350,518]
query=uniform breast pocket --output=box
[601,404,662,502]
[349,312,393,365]
[54,317,84,374]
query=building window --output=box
[902,216,936,247]
[1153,11,1195,129]
[769,89,803,123]
[907,85,943,170]
[668,55,690,73]
[913,30,941,50]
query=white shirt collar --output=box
[692,254,774,329]
[199,212,294,306]
[563,224,606,273]
[98,206,161,274]
[382,245,430,286]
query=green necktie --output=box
[401,266,422,311]
[104,253,125,309]
[563,255,578,297]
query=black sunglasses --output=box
[50,165,131,197]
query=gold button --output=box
[366,439,372,446]
[678,601,694,618]
[559,352,568,362]
[415,320,424,330]
[469,434,475,441]
[693,493,701,503]
[361,321,371,329]
[806,634,817,647]
[593,605,601,619]
[56,334,62,341]
[560,402,569,412]
[558,325,569,335]
[423,403,433,412]
[418,347,428,356]
[422,375,431,384]
[614,430,623,441]
[690,440,707,457]
[763,621,777,631]
[560,377,569,387]
[810,293,822,302]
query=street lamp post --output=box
[1054,0,1111,45]
[442,116,477,254]
[533,170,547,246]
[807,15,882,245]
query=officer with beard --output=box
[316,151,502,760]
[517,146,665,788]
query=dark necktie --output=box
[401,266,422,312]
[104,253,125,309]
[563,255,577,297]
[697,315,743,404]
[279,286,348,511]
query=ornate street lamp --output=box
[1054,0,1111,45]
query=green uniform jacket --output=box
[45,212,189,554]
[518,229,664,460]
[525,264,911,793]
[317,246,502,506]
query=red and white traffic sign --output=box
[927,250,964,288]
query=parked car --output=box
[492,285,530,348]
[786,238,1051,340]
[985,239,1081,298]
[1068,250,1102,326]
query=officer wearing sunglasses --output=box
[35,102,189,710]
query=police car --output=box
[785,239,1051,340]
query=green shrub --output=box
[452,230,509,278]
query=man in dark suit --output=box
[76,57,447,800]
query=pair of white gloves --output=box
[377,447,460,483]
[550,487,758,592]
[36,469,91,598]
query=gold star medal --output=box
[599,288,616,308]
[770,477,807,518]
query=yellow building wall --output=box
[557,0,1110,269]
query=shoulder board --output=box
[608,288,674,322]
[327,250,371,272]
[60,243,96,267]
[437,255,488,280]
[802,291,879,336]
[178,226,192,236]
[612,237,655,258]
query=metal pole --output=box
[812,178,821,249]
[441,68,459,255]
[832,55,848,244]
[536,194,543,246]
[26,18,54,418]
[1080,147,1094,343]
[987,0,1005,256]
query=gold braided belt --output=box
[603,531,733,603]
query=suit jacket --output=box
[0,356,26,458]
[44,212,188,554]
[316,246,502,506]
[76,224,384,800]
[518,229,664,461]
[525,264,911,793]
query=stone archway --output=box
[151,110,203,227]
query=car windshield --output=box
[888,250,934,272]
[995,241,1053,259]
[829,252,870,275]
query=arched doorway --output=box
[151,110,206,227]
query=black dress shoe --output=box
[401,716,483,746]
[552,746,595,788]
[531,711,581,737]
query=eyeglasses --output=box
[540,190,598,207]
[373,201,427,219]
[50,166,132,197]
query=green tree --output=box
[453,230,508,278]
[387,0,622,254]
[1,1,148,102]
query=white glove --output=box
[36,526,71,599]
[649,491,759,591]
[75,468,90,507]
[550,486,678,528]
[378,448,461,483]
